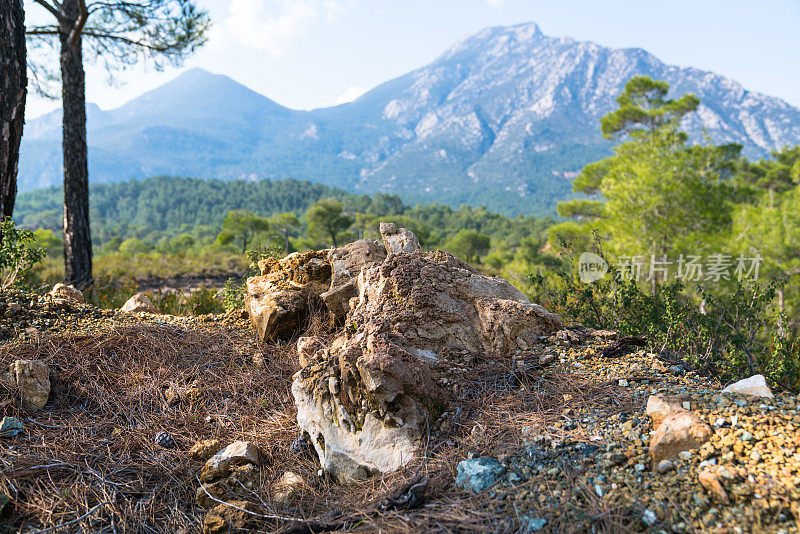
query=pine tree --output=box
[27,0,210,285]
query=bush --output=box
[219,244,283,312]
[149,286,224,316]
[0,219,46,290]
[85,276,139,309]
[530,235,800,390]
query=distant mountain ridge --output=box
[20,22,800,216]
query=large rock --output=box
[292,247,562,483]
[7,360,50,412]
[328,239,386,288]
[380,222,421,255]
[120,293,158,314]
[649,410,712,464]
[246,241,390,338]
[245,250,330,342]
[48,283,83,303]
[722,374,773,398]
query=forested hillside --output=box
[19,23,800,216]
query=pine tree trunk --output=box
[0,0,26,220]
[59,0,93,286]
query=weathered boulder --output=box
[7,360,50,412]
[380,222,421,255]
[48,283,83,303]
[649,410,712,464]
[322,239,387,321]
[328,239,386,288]
[292,248,562,483]
[245,251,330,342]
[722,374,773,398]
[246,241,391,338]
[120,293,158,314]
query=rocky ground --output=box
[0,229,798,533]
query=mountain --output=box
[20,23,800,216]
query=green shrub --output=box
[219,244,283,312]
[149,286,224,316]
[530,235,800,390]
[85,276,139,309]
[0,219,46,290]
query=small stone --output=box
[120,293,158,314]
[649,411,712,464]
[634,463,646,472]
[642,509,657,526]
[272,471,304,503]
[520,516,547,531]
[455,457,506,493]
[202,441,261,483]
[251,353,266,368]
[656,459,675,473]
[196,482,226,509]
[646,394,686,429]
[618,379,628,387]
[190,439,222,462]
[48,283,84,303]
[740,431,753,442]
[538,354,555,366]
[202,500,259,534]
[10,360,50,412]
[721,374,773,398]
[0,416,25,438]
[698,470,730,505]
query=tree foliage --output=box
[306,199,352,248]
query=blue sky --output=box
[25,0,800,118]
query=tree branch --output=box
[33,0,64,21]
[80,29,170,52]
[26,27,61,36]
[68,0,90,48]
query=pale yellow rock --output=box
[120,293,158,314]
[201,441,261,482]
[721,374,773,398]
[649,410,712,464]
[48,283,83,303]
[646,394,688,429]
[10,360,50,411]
[272,470,305,503]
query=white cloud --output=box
[336,85,367,104]
[221,0,356,58]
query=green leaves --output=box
[600,75,699,141]
[0,219,46,290]
[306,199,353,248]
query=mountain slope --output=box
[19,23,800,216]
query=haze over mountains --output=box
[20,22,800,216]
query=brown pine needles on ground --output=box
[0,321,640,533]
